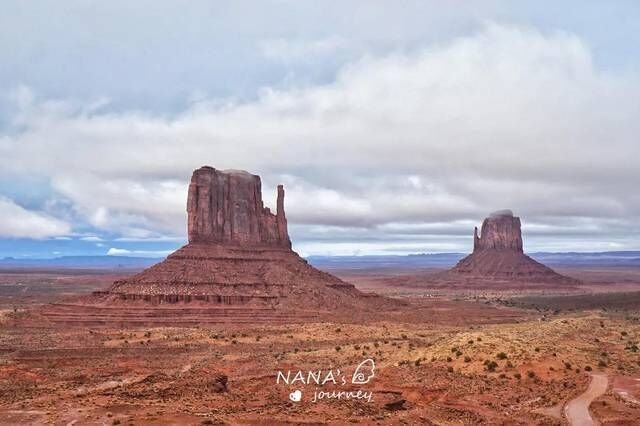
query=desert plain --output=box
[1,264,639,425]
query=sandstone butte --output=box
[79,166,397,316]
[34,167,396,326]
[448,209,579,284]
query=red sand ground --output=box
[1,266,640,424]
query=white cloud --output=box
[52,174,187,236]
[0,197,71,238]
[106,247,171,257]
[1,23,639,251]
[79,235,104,242]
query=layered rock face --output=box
[89,166,392,316]
[450,210,578,284]
[187,167,290,248]
[473,210,522,252]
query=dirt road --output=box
[564,374,608,426]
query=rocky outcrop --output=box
[473,210,523,252]
[449,210,579,284]
[187,167,290,248]
[90,166,396,317]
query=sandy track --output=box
[564,374,608,426]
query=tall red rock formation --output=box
[473,210,523,252]
[186,167,290,248]
[449,210,579,284]
[87,166,394,317]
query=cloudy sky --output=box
[1,1,639,257]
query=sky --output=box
[1,1,640,258]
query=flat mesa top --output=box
[196,166,256,178]
[220,168,256,177]
[489,209,514,218]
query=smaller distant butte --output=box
[445,210,580,285]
